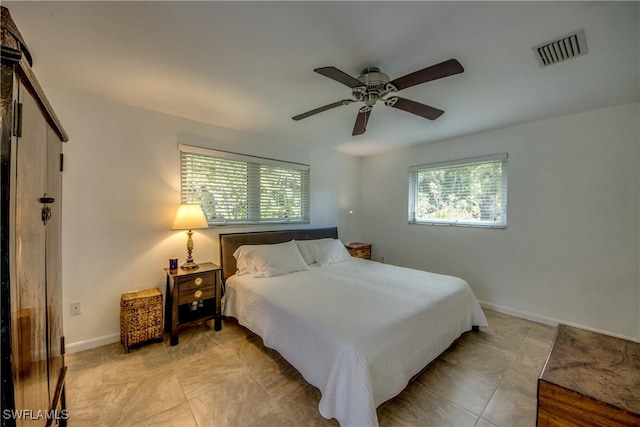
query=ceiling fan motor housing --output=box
[353,67,395,103]
[357,67,389,86]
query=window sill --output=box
[409,221,506,229]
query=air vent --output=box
[533,29,587,67]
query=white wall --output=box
[46,87,363,352]
[362,103,640,341]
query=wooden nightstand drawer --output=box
[176,272,215,291]
[345,243,372,260]
[178,286,215,305]
[164,262,222,346]
[353,247,371,259]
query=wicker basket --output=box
[120,288,163,353]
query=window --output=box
[180,145,310,225]
[408,154,507,228]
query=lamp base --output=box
[181,260,199,270]
[182,232,198,270]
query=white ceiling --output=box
[5,1,639,157]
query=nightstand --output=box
[345,242,372,260]
[164,262,222,346]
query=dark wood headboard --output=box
[219,227,338,282]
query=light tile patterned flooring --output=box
[65,309,555,427]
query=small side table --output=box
[164,262,222,346]
[345,242,372,260]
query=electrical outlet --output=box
[70,301,82,316]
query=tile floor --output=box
[65,309,556,427]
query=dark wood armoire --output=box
[1,6,69,427]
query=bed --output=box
[220,228,488,427]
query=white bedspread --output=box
[223,258,488,427]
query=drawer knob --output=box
[194,277,203,286]
[194,290,203,299]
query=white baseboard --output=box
[479,300,639,343]
[66,333,120,354]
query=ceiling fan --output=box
[292,58,464,136]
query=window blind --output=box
[408,153,507,228]
[180,145,310,225]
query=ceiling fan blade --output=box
[292,99,353,121]
[314,67,363,88]
[389,59,464,91]
[387,97,444,120]
[352,108,371,136]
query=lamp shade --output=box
[172,204,208,230]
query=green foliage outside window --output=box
[410,155,507,227]
[259,165,305,220]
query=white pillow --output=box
[233,243,276,275]
[296,238,334,264]
[308,239,352,266]
[233,240,308,277]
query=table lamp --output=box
[172,204,208,269]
